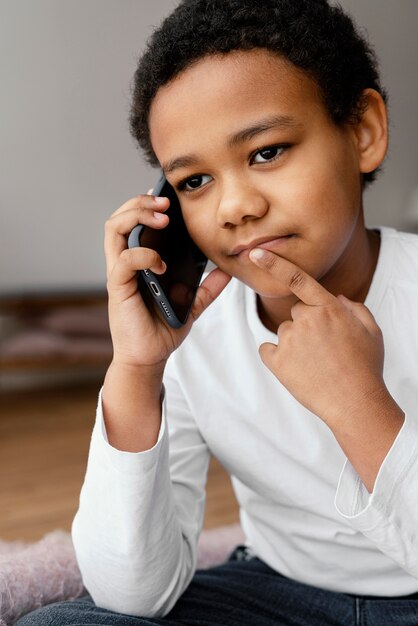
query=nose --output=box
[216,177,269,228]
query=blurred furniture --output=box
[0,291,112,378]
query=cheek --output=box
[288,168,361,255]
[184,211,217,259]
[284,137,361,217]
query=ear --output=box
[353,88,389,174]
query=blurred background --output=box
[0,0,417,542]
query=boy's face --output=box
[149,49,367,299]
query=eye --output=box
[251,145,288,164]
[177,174,212,193]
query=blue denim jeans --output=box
[14,547,418,626]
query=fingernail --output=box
[153,211,167,221]
[154,196,167,205]
[249,248,266,262]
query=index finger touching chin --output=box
[249,248,335,307]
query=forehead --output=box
[149,49,326,163]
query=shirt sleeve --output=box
[71,363,211,618]
[334,413,418,577]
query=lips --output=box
[230,234,294,256]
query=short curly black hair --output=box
[129,0,387,185]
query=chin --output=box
[237,271,296,299]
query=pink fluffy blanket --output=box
[0,524,244,625]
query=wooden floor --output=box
[0,382,239,543]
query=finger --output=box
[277,319,292,339]
[190,269,232,321]
[258,341,277,370]
[290,300,308,321]
[104,205,169,279]
[249,248,335,307]
[337,295,381,334]
[110,193,168,219]
[107,247,166,292]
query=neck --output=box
[257,225,381,333]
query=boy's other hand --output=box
[249,247,389,427]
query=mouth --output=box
[230,234,296,258]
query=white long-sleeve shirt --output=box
[72,226,418,617]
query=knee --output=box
[13,596,93,626]
[13,603,61,626]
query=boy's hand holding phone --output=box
[127,175,210,330]
[105,188,230,370]
[249,248,405,492]
[102,183,230,452]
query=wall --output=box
[341,0,418,230]
[1,0,417,293]
[0,0,175,293]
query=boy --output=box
[17,0,418,624]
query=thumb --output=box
[190,268,231,320]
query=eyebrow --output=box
[161,114,302,175]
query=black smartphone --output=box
[127,173,208,328]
